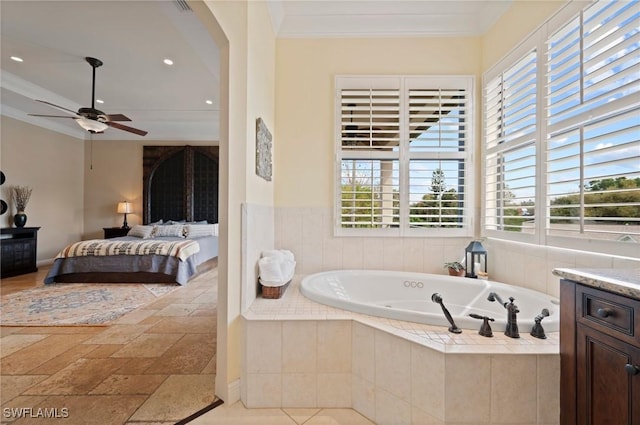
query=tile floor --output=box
[1,265,217,424]
[1,265,376,425]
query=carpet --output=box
[0,283,179,326]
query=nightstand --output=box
[1,227,40,278]
[103,227,130,239]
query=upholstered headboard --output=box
[142,145,219,224]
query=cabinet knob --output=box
[625,364,640,376]
[595,308,612,318]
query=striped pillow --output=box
[127,225,155,239]
[153,224,185,238]
[184,224,216,238]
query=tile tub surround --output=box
[274,207,640,300]
[242,276,560,425]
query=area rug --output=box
[0,283,179,326]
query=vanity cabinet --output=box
[560,279,640,425]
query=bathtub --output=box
[300,270,560,333]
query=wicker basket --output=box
[261,280,290,299]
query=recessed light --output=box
[163,58,174,66]
[96,99,104,104]
[205,100,213,105]
[10,56,23,62]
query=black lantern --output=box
[465,241,487,279]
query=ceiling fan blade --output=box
[106,121,148,136]
[28,114,75,119]
[35,100,79,116]
[104,114,131,122]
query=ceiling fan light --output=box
[75,118,108,133]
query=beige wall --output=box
[82,139,217,240]
[0,116,84,261]
[198,0,277,401]
[246,1,276,204]
[274,37,482,208]
[482,0,568,72]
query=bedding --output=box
[56,238,200,261]
[45,235,218,285]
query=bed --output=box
[45,224,219,285]
[45,145,220,285]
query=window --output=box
[336,76,473,236]
[546,0,640,244]
[483,0,640,255]
[484,50,538,234]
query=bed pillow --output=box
[184,224,217,238]
[153,224,185,238]
[127,225,155,239]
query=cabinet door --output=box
[577,323,640,425]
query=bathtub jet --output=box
[300,270,560,333]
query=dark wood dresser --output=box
[1,227,41,278]
[557,268,640,425]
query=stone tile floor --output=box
[1,265,375,425]
[1,265,217,424]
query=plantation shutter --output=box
[336,76,473,235]
[407,84,470,229]
[338,79,401,228]
[484,50,538,233]
[546,0,640,240]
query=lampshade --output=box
[117,202,132,214]
[75,117,108,133]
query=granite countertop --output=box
[552,268,640,300]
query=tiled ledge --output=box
[244,275,559,355]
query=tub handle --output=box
[469,313,494,337]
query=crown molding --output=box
[2,105,86,140]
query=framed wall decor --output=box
[255,117,272,182]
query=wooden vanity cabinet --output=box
[560,279,640,425]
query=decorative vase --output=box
[14,211,27,228]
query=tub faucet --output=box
[530,308,550,339]
[487,292,520,338]
[469,313,495,337]
[431,293,462,334]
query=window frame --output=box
[335,75,475,238]
[481,0,640,258]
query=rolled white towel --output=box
[279,259,296,283]
[258,256,284,283]
[262,249,295,262]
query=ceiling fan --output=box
[29,57,148,136]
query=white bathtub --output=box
[300,270,560,333]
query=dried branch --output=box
[12,185,32,212]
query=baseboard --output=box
[37,258,55,267]
[227,379,241,404]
